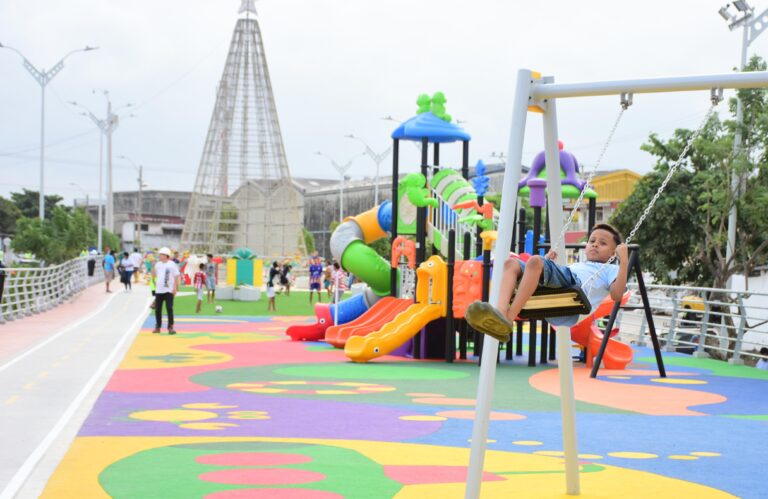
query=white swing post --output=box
[466,68,768,499]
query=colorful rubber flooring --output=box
[43,316,768,498]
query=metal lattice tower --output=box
[182,3,305,258]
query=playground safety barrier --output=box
[618,283,768,366]
[0,256,103,324]
[427,186,485,261]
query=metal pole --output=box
[542,84,580,495]
[137,165,143,249]
[466,69,532,499]
[390,139,400,298]
[107,100,114,233]
[339,174,344,222]
[39,85,46,220]
[97,132,103,251]
[726,23,751,284]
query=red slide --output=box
[570,292,633,370]
[325,297,412,348]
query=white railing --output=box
[615,283,768,366]
[427,187,480,261]
[0,256,103,324]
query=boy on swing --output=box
[466,223,629,343]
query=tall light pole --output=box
[117,155,147,250]
[344,134,391,207]
[315,151,360,221]
[70,93,131,243]
[0,43,98,220]
[718,1,768,281]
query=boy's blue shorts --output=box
[517,258,581,289]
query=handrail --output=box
[0,256,104,324]
[427,185,478,261]
[622,282,768,366]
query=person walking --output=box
[130,248,143,284]
[193,263,207,314]
[103,246,116,293]
[205,253,217,304]
[152,247,180,335]
[120,251,134,291]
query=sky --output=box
[1,0,767,206]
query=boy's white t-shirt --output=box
[548,260,620,327]
[155,260,180,294]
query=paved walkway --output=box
[0,284,151,498]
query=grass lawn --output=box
[171,288,353,316]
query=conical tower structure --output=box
[181,2,304,258]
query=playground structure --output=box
[466,69,768,498]
[286,92,650,372]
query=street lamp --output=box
[69,182,89,209]
[315,151,361,221]
[718,0,768,282]
[344,134,391,207]
[70,93,132,245]
[0,43,98,220]
[117,155,147,250]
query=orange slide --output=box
[570,292,633,370]
[325,297,412,348]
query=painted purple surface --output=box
[528,179,547,208]
[78,389,441,441]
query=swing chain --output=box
[581,97,720,292]
[553,93,632,254]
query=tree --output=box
[12,207,99,264]
[10,189,65,220]
[611,56,768,289]
[302,227,316,254]
[0,197,21,235]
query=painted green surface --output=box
[191,362,628,414]
[99,441,401,498]
[275,364,470,381]
[637,355,768,380]
[169,289,352,317]
[340,239,391,296]
[723,414,768,421]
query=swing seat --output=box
[518,286,591,320]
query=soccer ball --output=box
[215,305,223,313]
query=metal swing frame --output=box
[466,69,768,498]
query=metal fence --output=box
[0,256,104,324]
[615,283,768,366]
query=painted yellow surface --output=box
[119,330,273,370]
[42,437,736,499]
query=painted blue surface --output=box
[391,112,471,143]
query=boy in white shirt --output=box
[466,224,629,342]
[152,247,180,335]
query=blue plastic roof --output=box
[391,112,471,143]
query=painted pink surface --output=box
[199,468,325,485]
[205,489,343,499]
[383,465,504,485]
[0,284,112,364]
[529,367,727,416]
[196,453,313,466]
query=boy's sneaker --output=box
[152,328,161,334]
[168,328,176,335]
[465,302,513,343]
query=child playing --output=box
[193,263,207,314]
[323,261,333,298]
[267,280,276,311]
[466,224,629,343]
[330,262,347,302]
[308,256,323,304]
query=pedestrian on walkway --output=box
[205,253,217,304]
[103,246,116,293]
[120,252,134,291]
[152,247,180,335]
[130,248,143,284]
